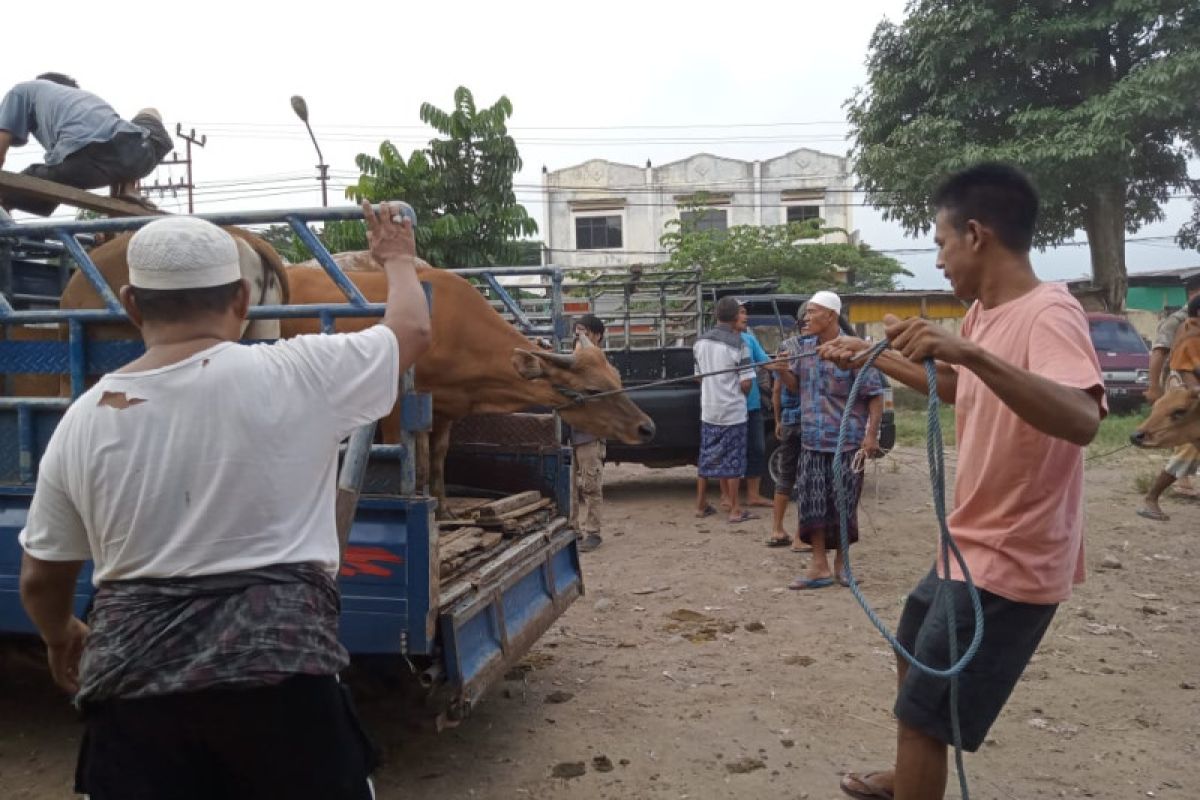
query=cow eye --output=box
[1171,409,1186,420]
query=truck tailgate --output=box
[437,521,581,709]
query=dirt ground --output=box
[1,447,1197,799]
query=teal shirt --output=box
[741,331,769,412]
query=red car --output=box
[1087,312,1150,412]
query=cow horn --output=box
[576,333,596,349]
[536,351,577,369]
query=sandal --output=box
[695,504,717,519]
[1136,507,1169,522]
[840,771,894,799]
[765,536,791,548]
[727,510,759,525]
[788,576,833,590]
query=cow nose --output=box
[1130,431,1145,446]
[637,421,656,442]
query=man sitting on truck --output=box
[18,203,430,799]
[694,295,757,524]
[0,73,173,215]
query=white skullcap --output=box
[127,217,242,290]
[809,290,842,315]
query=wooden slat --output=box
[0,170,166,218]
[474,491,543,520]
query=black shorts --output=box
[746,409,766,478]
[773,423,802,494]
[894,568,1058,752]
[76,674,377,800]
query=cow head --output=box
[511,335,656,445]
[1131,385,1200,449]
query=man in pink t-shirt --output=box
[822,163,1105,800]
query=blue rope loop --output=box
[831,339,985,799]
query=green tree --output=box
[846,1,1200,311]
[660,205,910,291]
[346,87,538,267]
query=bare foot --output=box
[747,496,773,507]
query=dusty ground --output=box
[1,447,1198,799]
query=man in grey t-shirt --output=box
[0,73,173,215]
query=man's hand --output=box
[1146,385,1164,404]
[45,616,88,694]
[862,432,882,459]
[364,201,417,266]
[818,336,870,369]
[884,314,975,365]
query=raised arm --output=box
[363,201,432,372]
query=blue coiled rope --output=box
[832,340,985,800]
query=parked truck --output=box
[549,267,896,493]
[0,206,582,726]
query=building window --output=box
[680,208,728,234]
[786,205,821,226]
[575,215,623,249]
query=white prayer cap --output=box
[127,217,242,290]
[809,290,842,315]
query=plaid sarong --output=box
[77,562,348,705]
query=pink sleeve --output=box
[1029,301,1107,414]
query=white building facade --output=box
[540,148,856,269]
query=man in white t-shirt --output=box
[693,295,757,524]
[18,203,430,799]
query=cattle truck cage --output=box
[0,205,583,717]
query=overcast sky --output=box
[4,0,1196,288]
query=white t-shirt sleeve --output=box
[263,325,401,438]
[19,424,90,562]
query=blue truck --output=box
[0,205,583,726]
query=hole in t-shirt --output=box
[98,391,147,410]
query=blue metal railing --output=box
[0,204,570,491]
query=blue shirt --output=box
[741,331,770,412]
[789,335,884,452]
[777,335,803,426]
[0,80,144,165]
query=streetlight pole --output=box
[290,95,328,207]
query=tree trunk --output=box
[1081,185,1127,313]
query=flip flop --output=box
[695,504,717,519]
[727,510,759,525]
[840,771,894,800]
[790,544,812,554]
[788,576,833,590]
[765,537,791,548]
[1136,507,1170,522]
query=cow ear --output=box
[513,349,546,379]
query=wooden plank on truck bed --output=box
[0,170,167,218]
[474,491,543,520]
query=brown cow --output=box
[279,264,656,505]
[1131,383,1200,449]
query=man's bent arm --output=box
[20,554,84,644]
[866,350,958,404]
[961,344,1101,446]
[1148,348,1168,399]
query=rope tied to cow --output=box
[551,356,795,410]
[833,339,984,800]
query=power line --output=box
[183,119,851,132]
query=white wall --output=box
[542,148,856,270]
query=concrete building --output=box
[540,148,856,270]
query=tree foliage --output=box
[659,203,911,292]
[846,0,1200,310]
[344,86,538,267]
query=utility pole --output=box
[145,125,206,212]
